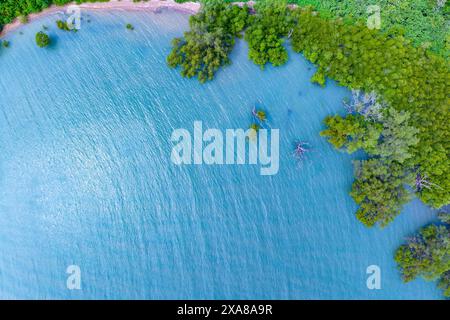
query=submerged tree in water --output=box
[252,106,267,123]
[293,141,310,160]
[250,123,261,132]
[256,110,266,122]
[248,123,261,141]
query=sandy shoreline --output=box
[0,0,202,38]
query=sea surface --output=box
[0,10,441,299]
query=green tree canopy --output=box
[373,108,419,164]
[351,159,412,227]
[244,0,293,68]
[395,214,450,297]
[167,1,249,83]
[320,114,382,154]
[35,31,50,48]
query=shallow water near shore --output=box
[0,10,441,299]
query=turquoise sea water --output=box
[0,10,441,299]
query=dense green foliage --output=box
[320,114,382,154]
[35,30,50,47]
[395,213,450,297]
[310,69,326,87]
[167,1,249,83]
[244,0,293,68]
[321,108,423,227]
[373,108,419,164]
[290,8,449,224]
[169,0,296,79]
[56,19,73,31]
[438,270,450,297]
[292,0,449,58]
[351,159,413,227]
[208,0,450,58]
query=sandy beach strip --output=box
[0,0,202,38]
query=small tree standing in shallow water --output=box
[293,142,309,159]
[35,31,50,48]
[293,141,310,167]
